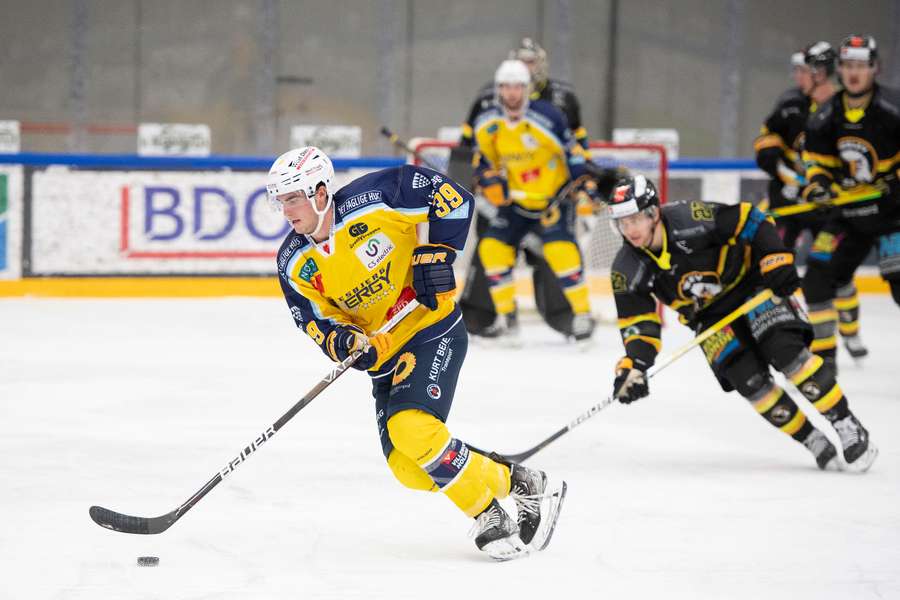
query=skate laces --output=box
[834,417,861,447]
[469,505,504,538]
[803,431,831,456]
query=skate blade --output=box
[481,536,530,562]
[840,443,879,473]
[529,480,568,552]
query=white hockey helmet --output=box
[266,146,335,236]
[495,59,531,87]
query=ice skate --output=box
[509,464,568,551]
[570,312,596,348]
[478,312,521,347]
[832,413,878,472]
[801,429,838,470]
[470,499,528,561]
[841,334,869,360]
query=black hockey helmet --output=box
[804,41,837,76]
[839,35,878,65]
[607,175,660,220]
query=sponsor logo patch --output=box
[354,232,395,270]
[426,383,442,399]
[338,264,394,311]
[392,352,417,385]
[348,222,369,237]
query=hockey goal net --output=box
[408,139,668,283]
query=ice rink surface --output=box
[2,295,898,600]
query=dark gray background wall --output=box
[2,0,897,157]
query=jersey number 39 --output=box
[432,183,465,218]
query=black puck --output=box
[137,556,159,567]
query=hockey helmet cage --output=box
[510,37,548,85]
[839,35,878,65]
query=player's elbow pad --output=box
[755,147,783,178]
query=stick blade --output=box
[89,505,175,535]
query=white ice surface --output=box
[1,296,899,600]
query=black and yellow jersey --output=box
[754,87,810,189]
[610,200,788,367]
[803,83,900,230]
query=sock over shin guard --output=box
[742,375,813,441]
[784,350,849,421]
[386,409,510,517]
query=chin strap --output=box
[309,193,334,238]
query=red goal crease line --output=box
[119,186,276,260]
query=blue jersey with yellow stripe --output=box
[276,165,474,370]
[473,99,588,211]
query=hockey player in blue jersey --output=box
[268,146,567,560]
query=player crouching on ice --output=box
[267,147,566,560]
[605,175,877,472]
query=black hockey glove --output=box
[613,357,649,404]
[328,325,391,371]
[760,252,800,298]
[412,244,457,311]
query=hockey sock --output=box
[784,350,849,421]
[806,300,838,361]
[543,240,590,314]
[745,379,814,441]
[387,409,510,517]
[478,237,517,314]
[834,282,861,337]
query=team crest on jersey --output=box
[354,232,395,270]
[411,172,432,189]
[837,136,878,183]
[520,132,539,149]
[298,257,325,293]
[392,352,416,385]
[678,271,722,301]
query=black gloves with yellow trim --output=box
[476,169,510,207]
[613,356,650,404]
[760,252,800,298]
[327,325,392,371]
[412,244,457,310]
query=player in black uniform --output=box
[801,35,900,368]
[606,175,877,472]
[755,42,868,359]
